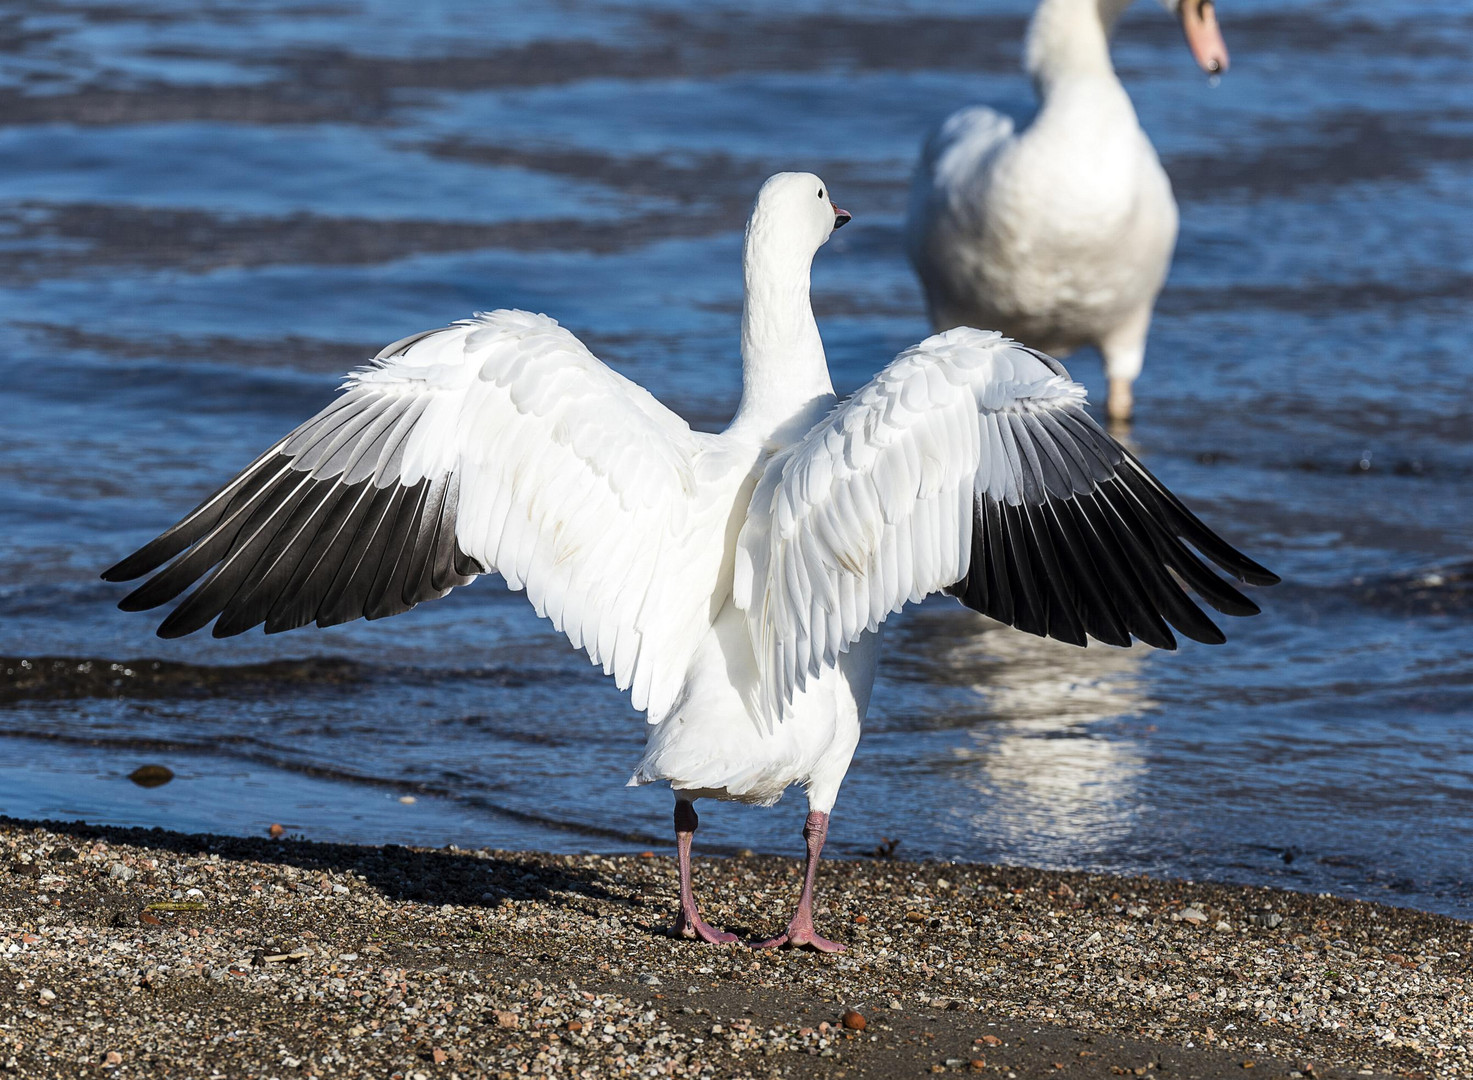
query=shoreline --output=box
[2,817,1467,1078]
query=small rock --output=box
[979,1035,1003,1047]
[108,862,135,882]
[268,824,285,839]
[127,764,173,788]
[495,1010,518,1029]
[103,1051,122,1067]
[841,1009,866,1031]
[1174,907,1207,925]
[398,795,417,805]
[432,1049,447,1065]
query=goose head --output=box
[744,172,851,273]
[1161,0,1229,75]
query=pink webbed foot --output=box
[673,907,739,945]
[754,810,845,952]
[669,799,737,946]
[755,919,845,953]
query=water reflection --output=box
[891,606,1152,864]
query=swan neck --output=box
[1025,0,1130,93]
[732,231,833,443]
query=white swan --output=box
[906,0,1230,423]
[104,172,1274,950]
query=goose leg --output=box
[757,810,844,952]
[671,800,737,945]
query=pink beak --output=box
[1180,0,1229,75]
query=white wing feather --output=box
[114,308,717,722]
[734,326,1084,716]
[362,310,714,720]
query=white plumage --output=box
[106,171,1272,950]
[906,0,1230,423]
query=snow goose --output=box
[104,171,1275,951]
[906,0,1230,423]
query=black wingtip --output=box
[117,586,161,613]
[1241,565,1281,588]
[1183,622,1228,647]
[103,546,166,583]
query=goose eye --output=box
[817,188,824,199]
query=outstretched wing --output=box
[735,326,1278,714]
[104,309,711,720]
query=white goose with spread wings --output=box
[105,172,1276,951]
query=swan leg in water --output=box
[1107,377,1134,426]
[756,811,843,953]
[671,801,737,945]
[1101,312,1148,425]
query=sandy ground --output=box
[1,818,1468,1079]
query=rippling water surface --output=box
[2,0,1470,918]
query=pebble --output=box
[126,765,174,788]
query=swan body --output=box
[106,171,1272,949]
[907,0,1229,422]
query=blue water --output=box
[1,0,1470,919]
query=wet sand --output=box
[2,819,1467,1078]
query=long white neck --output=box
[728,226,834,444]
[1025,0,1133,94]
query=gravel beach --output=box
[1,818,1467,1079]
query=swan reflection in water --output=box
[882,603,1153,866]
